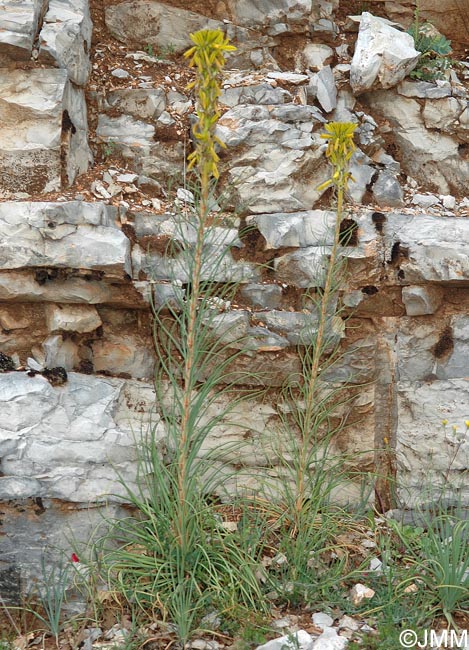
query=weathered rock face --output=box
[2,0,469,601]
[361,87,469,194]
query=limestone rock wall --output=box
[1,0,469,600]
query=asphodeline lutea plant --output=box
[184,29,236,217]
[290,121,358,525]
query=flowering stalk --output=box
[168,29,235,548]
[294,122,357,524]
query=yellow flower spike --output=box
[442,419,448,426]
[319,122,357,195]
[465,420,469,428]
[183,28,235,210]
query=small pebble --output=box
[111,68,130,78]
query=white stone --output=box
[362,90,469,194]
[256,630,314,650]
[338,616,359,632]
[0,476,42,499]
[347,151,375,203]
[350,13,420,94]
[312,628,348,650]
[0,372,162,502]
[267,71,309,85]
[157,111,175,126]
[397,79,451,99]
[372,171,404,208]
[91,336,156,379]
[96,115,155,149]
[440,195,456,210]
[105,1,222,54]
[412,193,440,208]
[111,68,129,78]
[350,583,375,606]
[106,88,166,120]
[105,1,270,69]
[43,334,80,370]
[216,106,327,213]
[302,43,333,70]
[45,305,102,333]
[401,286,443,316]
[309,66,337,112]
[312,613,334,630]
[176,188,195,204]
[227,0,313,30]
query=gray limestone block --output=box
[0,271,143,306]
[372,170,404,208]
[0,69,68,194]
[361,89,469,194]
[0,0,45,63]
[63,83,93,185]
[401,285,443,316]
[422,97,465,132]
[220,83,292,108]
[383,213,469,283]
[248,210,336,249]
[0,500,129,604]
[96,114,155,149]
[45,304,102,333]
[397,79,452,99]
[240,284,283,310]
[106,88,167,120]
[347,151,375,204]
[226,142,328,214]
[91,335,156,379]
[274,248,331,288]
[226,0,313,30]
[0,477,42,500]
[302,43,334,70]
[0,202,131,275]
[38,0,92,86]
[308,65,337,113]
[397,315,469,382]
[104,1,271,69]
[252,309,335,347]
[105,1,222,53]
[396,379,469,507]
[137,248,260,284]
[0,372,165,501]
